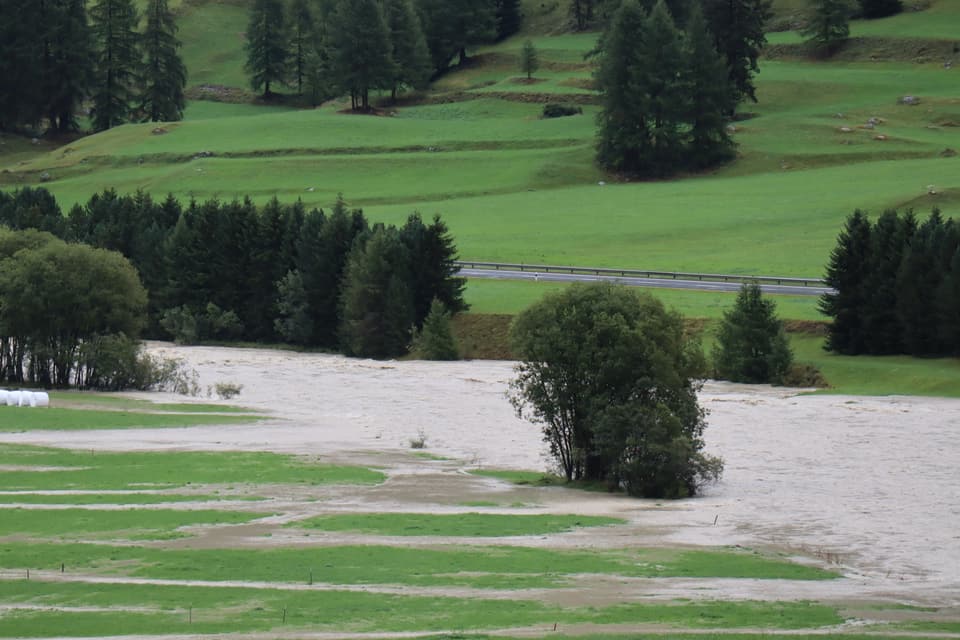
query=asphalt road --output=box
[458,268,833,297]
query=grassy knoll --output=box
[0,407,261,432]
[0,444,385,490]
[291,512,625,537]
[791,334,960,397]
[0,542,836,586]
[0,508,262,541]
[0,494,262,505]
[0,580,844,636]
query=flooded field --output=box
[4,343,959,608]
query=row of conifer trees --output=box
[0,187,467,359]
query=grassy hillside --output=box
[2,0,959,326]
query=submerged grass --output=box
[291,512,625,537]
[0,407,260,432]
[0,444,385,490]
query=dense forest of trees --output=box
[245,0,522,104]
[0,187,468,360]
[820,208,960,357]
[0,0,186,132]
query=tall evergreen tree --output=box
[896,210,946,356]
[494,0,522,39]
[339,226,414,358]
[937,245,960,354]
[329,0,395,110]
[861,209,914,354]
[140,0,186,122]
[382,0,432,100]
[597,0,689,176]
[0,0,44,130]
[569,0,597,30]
[44,0,94,132]
[820,210,872,355]
[244,0,289,97]
[399,213,468,328]
[712,283,793,384]
[702,0,772,110]
[296,197,368,347]
[288,0,314,96]
[799,0,853,54]
[89,0,141,131]
[520,39,539,79]
[683,5,735,169]
[416,0,496,73]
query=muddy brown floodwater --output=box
[4,343,959,607]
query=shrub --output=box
[411,299,459,360]
[542,103,582,118]
[712,283,794,385]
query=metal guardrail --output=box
[455,261,827,288]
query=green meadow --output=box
[0,444,385,490]
[0,407,261,432]
[292,512,625,537]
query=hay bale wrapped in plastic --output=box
[0,390,8,405]
[33,392,50,408]
[8,391,22,407]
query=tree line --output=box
[245,0,522,106]
[820,208,960,357]
[0,187,467,360]
[0,0,186,133]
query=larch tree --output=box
[44,0,95,132]
[495,0,522,39]
[244,0,289,97]
[288,0,314,96]
[89,0,141,131]
[683,4,735,169]
[328,0,395,110]
[416,0,496,73]
[140,0,186,122]
[382,0,432,100]
[702,0,772,111]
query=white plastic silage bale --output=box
[27,392,38,407]
[8,391,21,407]
[0,390,8,405]
[33,392,49,408]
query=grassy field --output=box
[0,444,385,490]
[0,407,261,432]
[291,512,625,537]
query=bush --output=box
[781,363,830,388]
[542,103,582,118]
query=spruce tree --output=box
[329,0,395,110]
[140,0,186,122]
[683,5,735,169]
[800,0,853,54]
[937,246,960,354]
[417,0,496,73]
[896,210,945,356]
[339,226,415,359]
[861,210,914,354]
[411,298,459,360]
[89,0,141,131]
[244,0,289,97]
[858,0,901,18]
[703,0,772,110]
[0,0,44,130]
[520,39,539,80]
[820,210,872,355]
[712,283,793,385]
[382,0,432,100]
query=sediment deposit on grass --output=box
[3,342,959,606]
